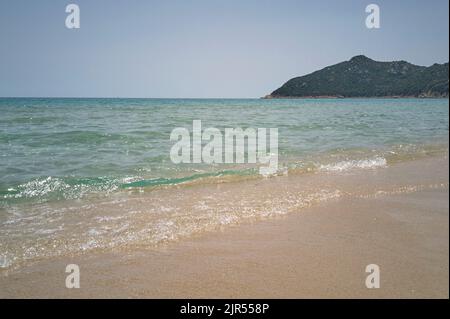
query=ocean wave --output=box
[1,159,448,272]
[319,157,387,172]
[1,176,128,202]
[120,168,257,188]
[1,143,447,205]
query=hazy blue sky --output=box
[0,0,448,98]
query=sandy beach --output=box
[0,155,448,298]
[1,0,448,305]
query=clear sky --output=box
[0,0,448,98]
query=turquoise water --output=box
[0,98,448,205]
[0,97,448,269]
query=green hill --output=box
[266,55,449,98]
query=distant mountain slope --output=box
[266,55,449,98]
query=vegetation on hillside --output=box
[267,55,449,98]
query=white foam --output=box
[319,157,387,172]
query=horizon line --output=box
[0,96,263,99]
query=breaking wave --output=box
[319,157,387,172]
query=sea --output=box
[0,98,448,270]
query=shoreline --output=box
[262,95,450,99]
[0,155,448,298]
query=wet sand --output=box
[0,156,448,298]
